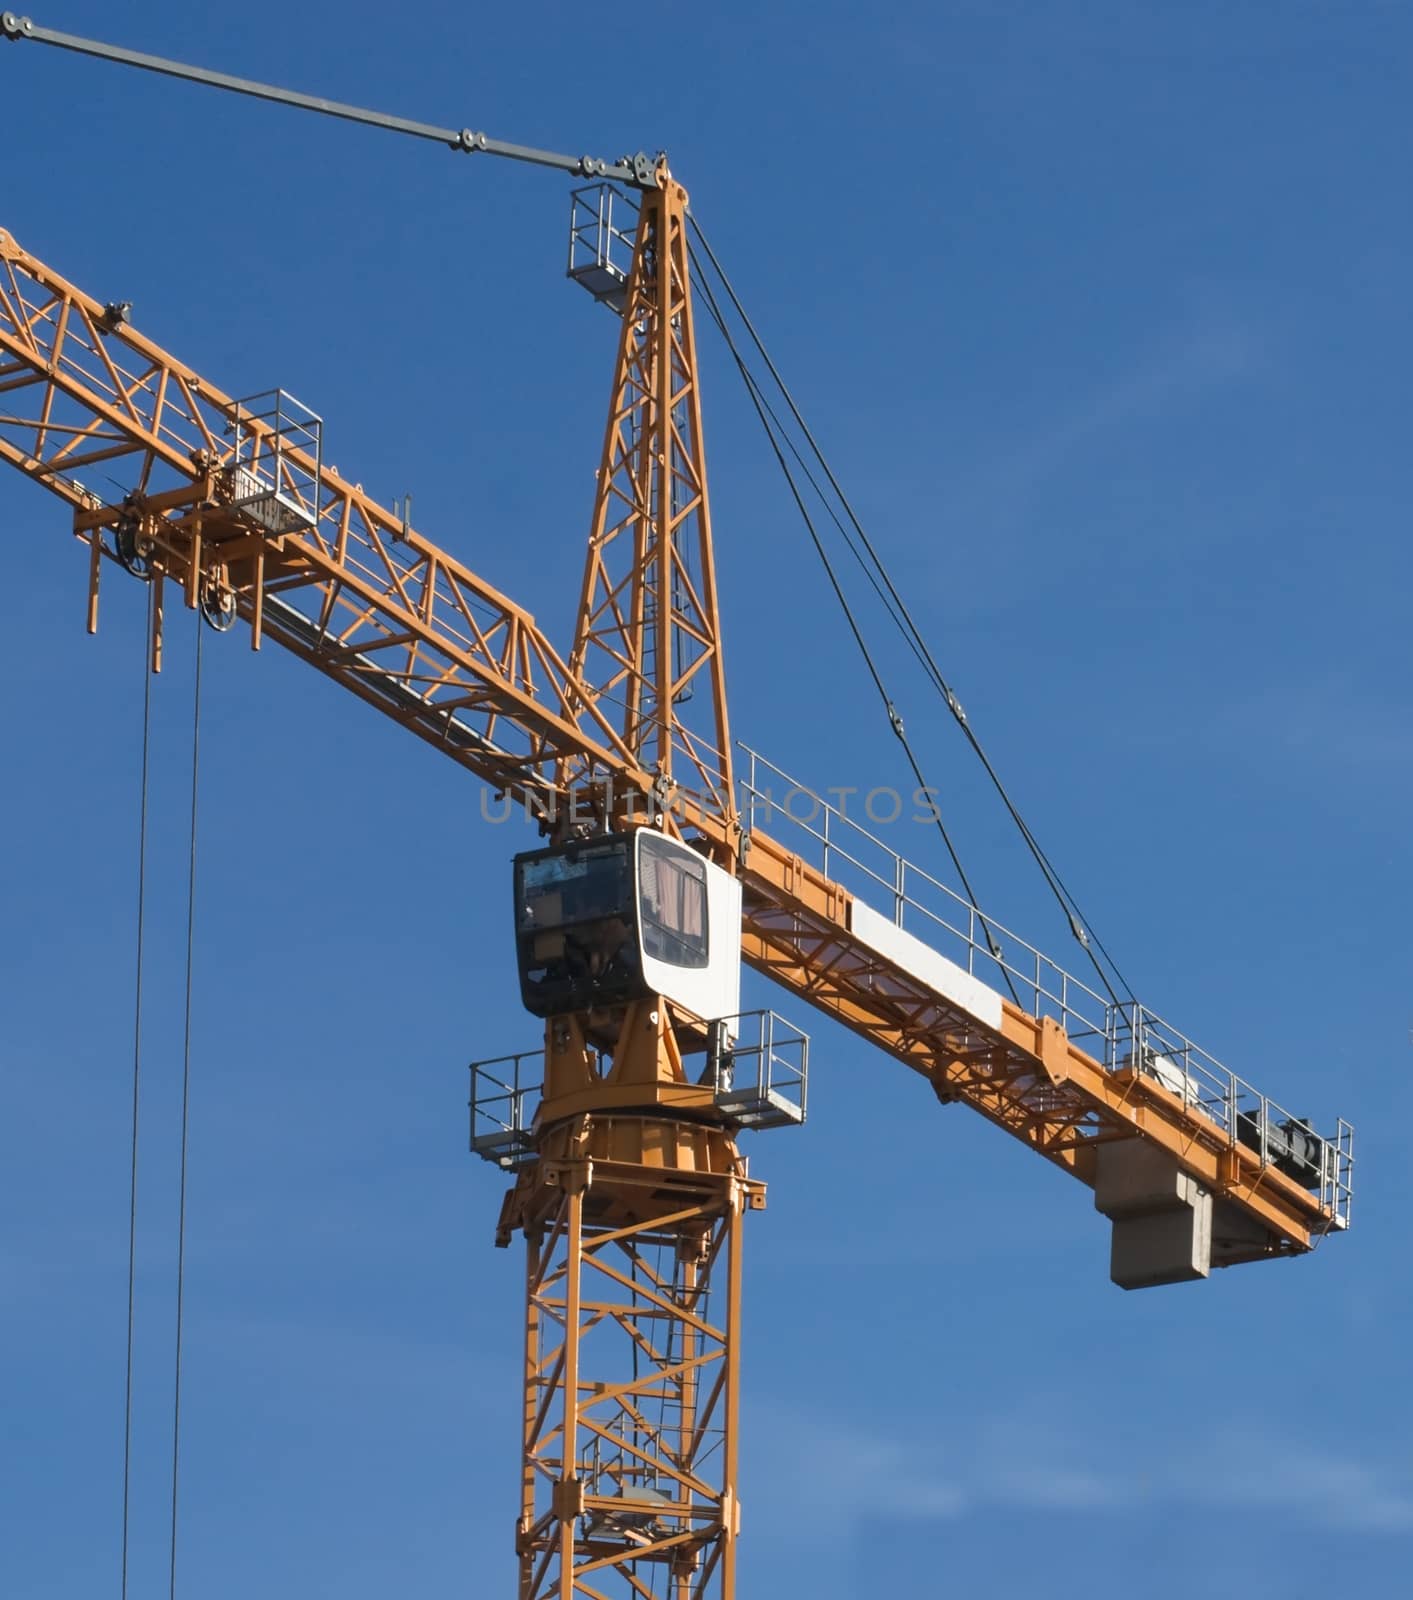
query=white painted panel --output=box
[849,898,1004,1031]
[635,834,742,1030]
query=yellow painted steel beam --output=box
[508,1133,753,1600]
[736,832,1335,1253]
[0,224,648,812]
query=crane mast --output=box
[0,15,1354,1599]
[499,167,761,1597]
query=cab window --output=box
[638,835,708,969]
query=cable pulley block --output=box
[199,582,236,632]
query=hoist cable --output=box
[689,215,1132,1007]
[690,247,1020,1005]
[167,620,203,1600]
[120,587,154,1600]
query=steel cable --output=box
[120,587,154,1600]
[167,619,203,1599]
[689,244,1021,1005]
[688,215,1133,1006]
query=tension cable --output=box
[690,245,1020,1005]
[689,216,1132,1007]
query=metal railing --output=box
[736,743,1353,1229]
[567,183,637,311]
[467,1008,808,1165]
[737,744,1114,1050]
[226,388,322,534]
[467,1049,540,1170]
[710,1010,808,1129]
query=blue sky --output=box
[2,1,1410,1595]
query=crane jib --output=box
[0,218,1352,1271]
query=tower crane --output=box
[1,15,1354,1599]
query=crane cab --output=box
[514,831,741,1029]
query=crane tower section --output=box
[562,168,736,851]
[480,814,801,1597]
[466,169,805,1598]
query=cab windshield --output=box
[515,839,637,1016]
[638,834,708,969]
[518,841,630,932]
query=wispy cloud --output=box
[750,1411,1413,1534]
[1192,1444,1413,1533]
[947,316,1262,534]
[1207,670,1413,782]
